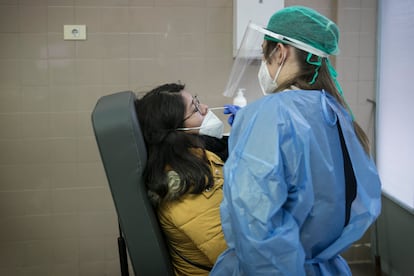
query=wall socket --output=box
[63,25,87,40]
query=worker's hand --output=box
[224,104,241,126]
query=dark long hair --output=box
[135,83,213,206]
[264,41,370,154]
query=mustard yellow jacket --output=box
[157,150,226,276]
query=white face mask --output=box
[177,110,224,139]
[257,58,284,95]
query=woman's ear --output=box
[275,43,288,65]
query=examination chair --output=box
[91,91,174,276]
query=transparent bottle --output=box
[233,88,247,107]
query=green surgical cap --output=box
[265,6,339,55]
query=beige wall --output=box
[0,0,377,275]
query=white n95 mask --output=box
[199,110,224,138]
[177,110,224,139]
[257,59,284,95]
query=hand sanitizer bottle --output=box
[233,88,247,107]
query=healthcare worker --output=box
[212,6,381,275]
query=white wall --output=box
[377,0,414,213]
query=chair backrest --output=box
[91,91,174,276]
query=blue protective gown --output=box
[210,90,381,275]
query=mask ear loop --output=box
[273,53,285,83]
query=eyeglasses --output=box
[183,95,201,122]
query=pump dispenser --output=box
[233,88,247,107]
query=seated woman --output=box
[135,82,227,276]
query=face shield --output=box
[223,22,329,102]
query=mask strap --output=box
[273,55,285,83]
[176,126,201,131]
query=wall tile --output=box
[0,86,21,112]
[49,138,77,163]
[48,6,75,33]
[101,33,128,58]
[76,163,107,188]
[50,263,79,276]
[207,0,232,8]
[20,60,49,86]
[339,8,361,32]
[52,188,80,213]
[0,34,20,58]
[129,0,154,6]
[48,59,76,86]
[0,0,18,5]
[48,0,75,6]
[21,86,50,112]
[48,34,76,59]
[49,85,78,112]
[102,59,129,85]
[49,163,77,188]
[340,32,360,58]
[0,140,25,165]
[19,6,48,33]
[101,7,129,32]
[361,8,377,33]
[128,7,158,32]
[76,111,94,136]
[51,213,79,239]
[77,187,113,212]
[0,113,21,139]
[79,237,106,262]
[75,85,104,112]
[21,215,53,240]
[75,34,105,58]
[51,238,79,264]
[21,113,50,138]
[359,32,376,57]
[207,7,232,33]
[25,240,53,266]
[74,7,102,32]
[21,139,52,164]
[0,60,20,86]
[359,57,376,81]
[0,6,19,32]
[0,191,26,217]
[155,0,204,6]
[75,59,103,85]
[50,112,77,137]
[19,0,48,6]
[129,33,159,58]
[74,0,129,6]
[341,0,362,9]
[76,137,101,162]
[0,242,25,267]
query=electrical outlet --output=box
[64,25,87,40]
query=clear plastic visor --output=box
[223,22,329,101]
[223,22,266,102]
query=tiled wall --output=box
[0,0,377,275]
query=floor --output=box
[349,263,383,276]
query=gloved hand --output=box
[223,104,241,126]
